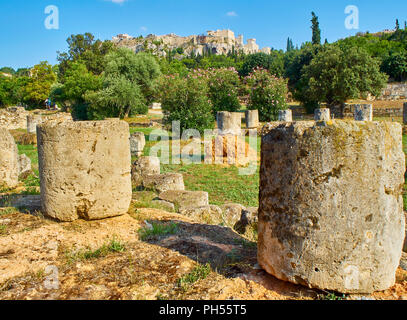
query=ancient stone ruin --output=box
[130,132,146,157]
[217,111,242,136]
[258,120,405,293]
[314,108,331,121]
[37,120,132,222]
[354,104,373,121]
[245,110,259,129]
[0,128,19,188]
[27,114,42,134]
[278,109,293,122]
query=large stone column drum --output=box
[0,128,19,188]
[37,120,132,222]
[258,120,405,293]
[245,110,259,129]
[217,111,242,135]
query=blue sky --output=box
[1,0,406,69]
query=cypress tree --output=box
[311,12,321,45]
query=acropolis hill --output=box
[112,29,272,57]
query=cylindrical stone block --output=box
[278,109,293,122]
[403,103,407,125]
[27,115,42,134]
[217,111,242,135]
[258,120,405,294]
[37,120,132,222]
[0,128,19,188]
[314,108,330,121]
[354,104,373,121]
[130,132,146,157]
[245,110,259,129]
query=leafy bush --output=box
[239,52,285,77]
[159,73,214,134]
[204,68,241,115]
[245,68,288,121]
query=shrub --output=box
[203,68,241,115]
[245,68,288,121]
[158,73,214,134]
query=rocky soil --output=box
[1,201,407,300]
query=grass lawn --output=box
[12,117,407,211]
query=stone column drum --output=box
[354,104,373,121]
[130,132,146,157]
[245,110,259,129]
[0,128,19,188]
[403,102,407,125]
[314,108,330,121]
[278,109,293,122]
[37,120,132,222]
[217,112,242,135]
[27,115,42,134]
[258,121,405,294]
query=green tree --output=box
[158,74,214,134]
[311,12,321,45]
[382,51,407,81]
[246,68,288,121]
[239,52,284,77]
[300,45,388,107]
[24,61,56,108]
[286,38,294,52]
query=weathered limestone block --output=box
[130,132,146,157]
[217,112,242,135]
[27,115,42,134]
[354,104,373,121]
[403,102,407,125]
[314,108,330,121]
[278,109,292,122]
[245,110,259,128]
[37,120,132,222]
[158,190,209,211]
[221,203,246,226]
[18,154,32,180]
[143,173,185,193]
[179,205,223,225]
[258,120,405,294]
[152,200,175,212]
[0,128,19,188]
[131,156,160,185]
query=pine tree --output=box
[396,19,400,31]
[311,12,321,45]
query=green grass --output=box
[138,222,179,241]
[66,238,126,263]
[0,225,7,235]
[177,263,211,290]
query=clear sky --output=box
[1,0,406,69]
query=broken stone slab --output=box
[179,205,223,225]
[131,156,161,186]
[18,154,32,180]
[354,104,373,121]
[130,132,146,157]
[221,203,246,227]
[278,109,293,122]
[217,111,242,135]
[234,207,258,235]
[314,108,330,121]
[0,128,19,189]
[158,190,209,212]
[152,200,175,212]
[245,110,259,129]
[258,120,405,294]
[142,173,185,193]
[37,120,132,222]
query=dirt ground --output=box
[1,202,407,301]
